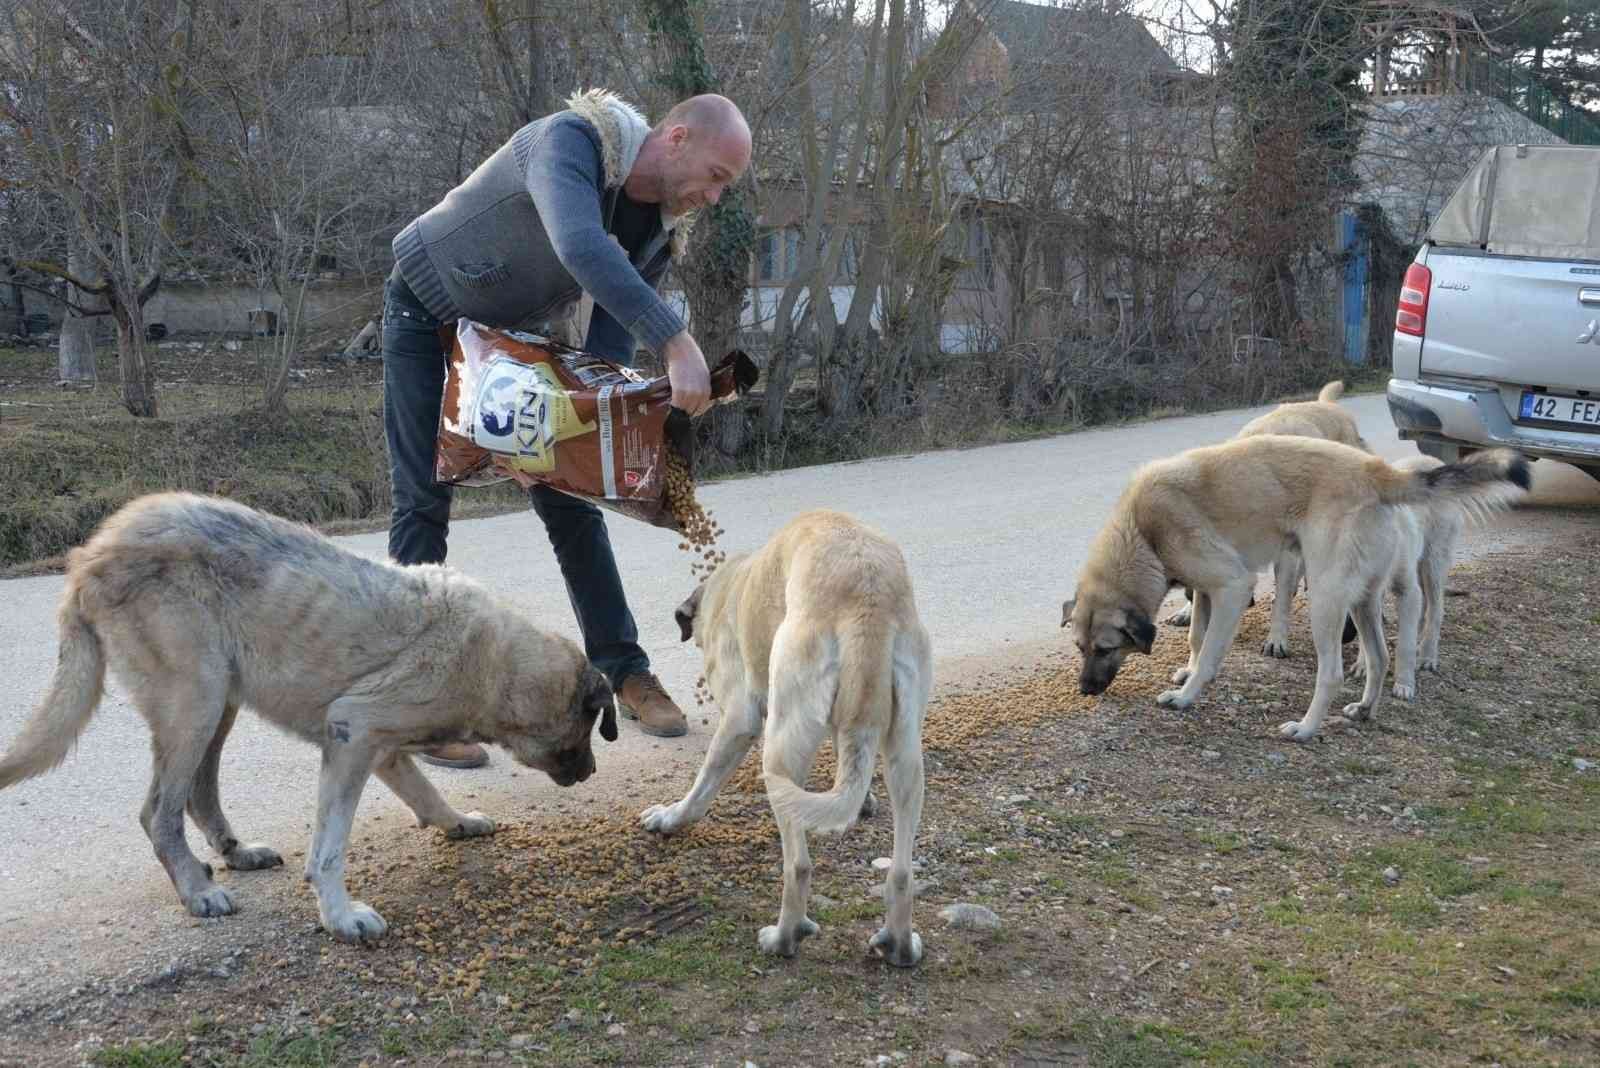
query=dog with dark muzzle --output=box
[0,492,617,943]
[1062,440,1528,741]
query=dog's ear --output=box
[1121,610,1156,655]
[674,585,704,642]
[1060,596,1076,629]
[582,665,618,742]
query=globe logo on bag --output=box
[477,374,523,443]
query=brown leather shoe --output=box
[417,742,489,769]
[617,673,688,738]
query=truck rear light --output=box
[1395,263,1431,337]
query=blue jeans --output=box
[381,266,650,687]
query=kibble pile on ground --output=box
[333,607,1265,1005]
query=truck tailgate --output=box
[1420,249,1600,394]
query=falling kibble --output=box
[664,447,728,582]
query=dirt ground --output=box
[0,497,1596,1068]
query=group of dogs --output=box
[0,381,1527,968]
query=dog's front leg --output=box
[1262,550,1301,658]
[306,729,386,943]
[375,752,496,839]
[1159,584,1249,709]
[1390,573,1423,700]
[639,693,763,835]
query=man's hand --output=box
[661,331,712,416]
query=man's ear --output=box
[674,585,704,642]
[1121,611,1156,655]
[1060,597,1076,629]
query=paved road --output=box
[1,392,1594,996]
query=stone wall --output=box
[1357,94,1567,246]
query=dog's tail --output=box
[1317,380,1346,404]
[1370,448,1532,519]
[0,583,106,790]
[764,627,893,835]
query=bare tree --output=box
[184,5,405,410]
[640,0,758,456]
[0,0,213,417]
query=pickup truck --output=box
[1387,143,1600,481]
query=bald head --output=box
[658,94,751,145]
[627,94,752,215]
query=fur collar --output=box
[564,88,696,258]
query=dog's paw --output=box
[1165,606,1192,627]
[1156,689,1194,709]
[1169,667,1193,686]
[445,811,496,840]
[184,885,237,919]
[1420,656,1441,674]
[638,802,688,836]
[1261,637,1291,659]
[1278,721,1318,743]
[1392,679,1416,701]
[757,917,819,957]
[223,843,283,871]
[868,926,924,968]
[1341,700,1374,722]
[325,901,387,944]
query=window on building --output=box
[945,214,995,290]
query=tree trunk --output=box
[643,0,755,456]
[58,241,100,385]
[110,281,158,418]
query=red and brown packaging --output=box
[434,319,757,531]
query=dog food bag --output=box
[435,319,757,531]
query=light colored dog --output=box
[0,493,617,943]
[1349,454,1466,699]
[1169,380,1369,655]
[1234,380,1369,450]
[639,510,932,967]
[1062,439,1528,742]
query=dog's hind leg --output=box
[187,702,283,871]
[1280,590,1360,742]
[871,631,929,968]
[1159,582,1249,709]
[757,625,839,957]
[1390,569,1423,701]
[1170,591,1211,687]
[639,692,764,835]
[759,706,828,960]
[375,752,495,839]
[1418,542,1450,673]
[305,714,385,943]
[1165,587,1194,628]
[870,723,925,967]
[137,678,237,918]
[1341,592,1389,723]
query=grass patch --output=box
[1195,830,1245,855]
[1544,968,1600,1009]
[90,1040,185,1068]
[237,1029,343,1068]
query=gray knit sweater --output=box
[392,92,685,360]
